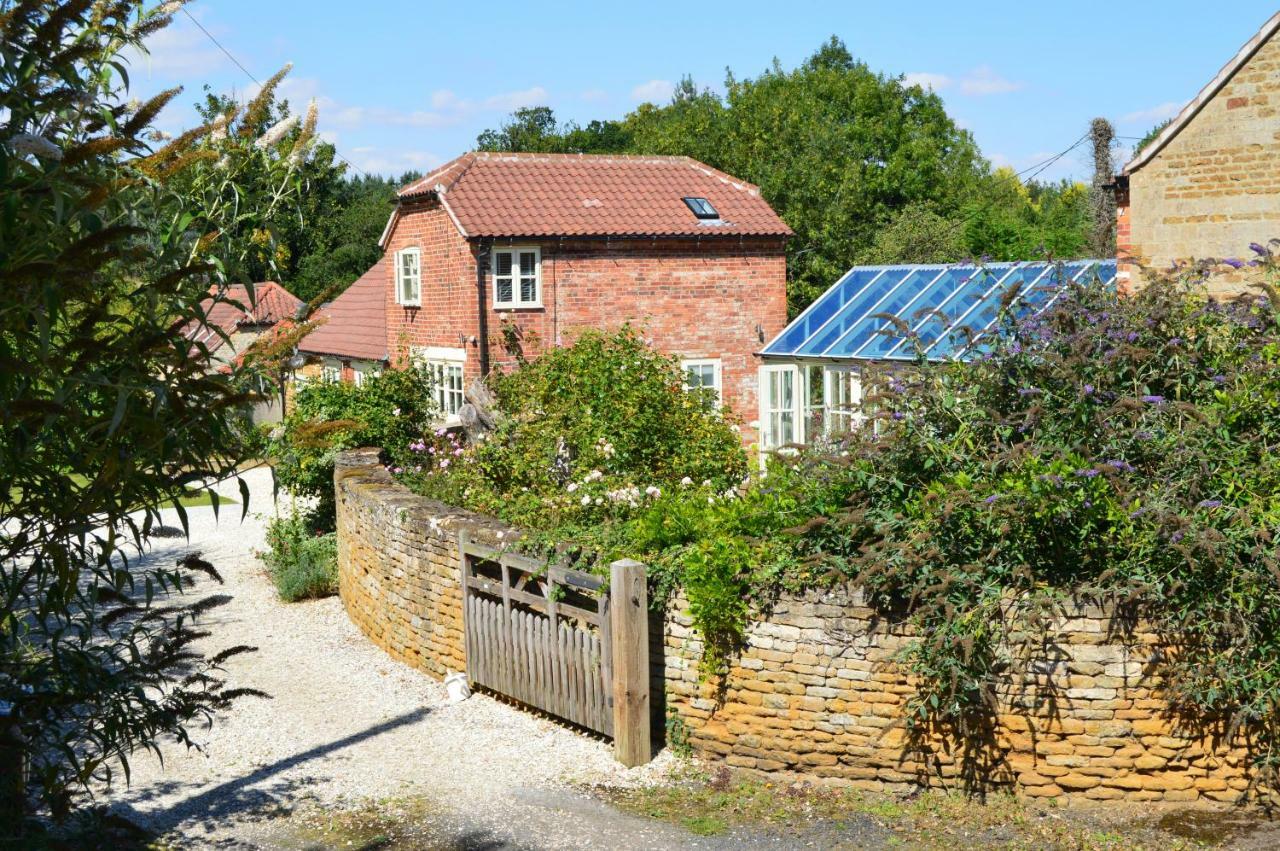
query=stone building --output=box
[1117,11,1280,294]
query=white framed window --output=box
[682,358,722,406]
[352,362,382,387]
[493,246,541,309]
[395,247,421,306]
[411,346,466,420]
[824,366,863,435]
[320,359,342,383]
[759,364,799,451]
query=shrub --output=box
[401,326,749,531]
[268,365,438,531]
[260,513,339,602]
[822,247,1280,787]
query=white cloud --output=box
[482,86,549,111]
[958,65,1024,96]
[1121,101,1184,125]
[631,79,674,104]
[903,72,951,91]
[126,18,227,78]
[348,148,444,177]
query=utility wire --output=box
[180,7,371,179]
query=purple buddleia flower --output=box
[1083,383,1095,395]
[1212,374,1227,385]
[1130,507,1148,518]
[892,411,906,420]
[1250,242,1268,256]
[1083,500,1092,508]
[1075,468,1100,478]
[1171,531,1185,544]
[1223,258,1245,269]
[1017,387,1041,396]
[1197,499,1223,509]
[1126,331,1140,342]
[1168,337,1182,346]
[1141,395,1165,405]
[984,494,1000,505]
[1106,459,1135,473]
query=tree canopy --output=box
[478,37,1099,314]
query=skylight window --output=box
[682,197,719,219]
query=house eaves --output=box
[1123,10,1280,176]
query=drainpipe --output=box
[475,241,491,376]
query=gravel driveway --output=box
[105,465,731,850]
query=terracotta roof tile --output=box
[182,281,303,354]
[296,261,389,361]
[397,152,792,238]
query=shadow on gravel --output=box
[113,708,432,836]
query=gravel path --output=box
[105,465,729,850]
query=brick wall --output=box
[1121,30,1280,294]
[380,203,788,442]
[334,450,1254,802]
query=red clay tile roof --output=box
[395,152,792,238]
[296,261,389,362]
[182,281,303,354]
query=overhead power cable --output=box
[180,7,371,179]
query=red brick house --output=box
[360,152,790,442]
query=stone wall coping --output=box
[336,447,515,546]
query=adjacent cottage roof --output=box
[296,261,389,362]
[762,260,1117,362]
[1123,11,1280,175]
[389,152,793,240]
[183,281,303,354]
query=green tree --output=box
[476,38,992,315]
[0,0,308,830]
[859,202,967,265]
[477,105,630,154]
[191,91,405,304]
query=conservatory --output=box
[756,259,1118,450]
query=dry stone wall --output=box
[335,450,1257,802]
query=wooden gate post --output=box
[610,558,650,766]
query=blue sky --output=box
[131,1,1278,182]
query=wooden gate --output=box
[458,534,617,736]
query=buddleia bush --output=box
[826,247,1280,791]
[0,0,313,829]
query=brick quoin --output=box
[381,201,789,445]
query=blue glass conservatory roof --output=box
[762,259,1117,362]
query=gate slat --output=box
[460,546,617,738]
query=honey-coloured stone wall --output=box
[335,450,1259,802]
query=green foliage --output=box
[190,90,411,303]
[260,513,339,602]
[1134,119,1173,156]
[402,327,748,531]
[268,366,439,531]
[824,248,1280,788]
[0,0,302,825]
[477,38,1096,315]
